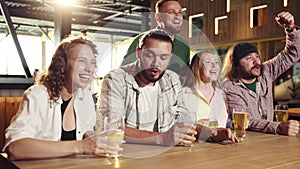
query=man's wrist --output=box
[275,123,282,135]
[286,25,297,33]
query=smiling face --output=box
[199,52,220,83]
[236,52,261,82]
[65,44,96,92]
[137,38,172,85]
[156,1,183,36]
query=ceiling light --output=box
[57,0,76,6]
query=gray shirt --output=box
[222,29,300,134]
[97,61,187,132]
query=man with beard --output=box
[122,0,190,74]
[98,29,238,146]
[221,11,300,136]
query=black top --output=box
[60,97,76,141]
[0,155,19,169]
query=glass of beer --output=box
[208,118,218,129]
[274,104,289,122]
[233,109,248,141]
[104,114,125,158]
[198,118,209,127]
[177,111,197,147]
[197,118,218,129]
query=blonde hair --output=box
[221,45,238,81]
[190,49,220,88]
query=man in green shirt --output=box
[122,0,190,74]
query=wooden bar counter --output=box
[288,107,300,117]
[3,131,300,169]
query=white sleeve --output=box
[3,88,44,151]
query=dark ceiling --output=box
[0,0,151,39]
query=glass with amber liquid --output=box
[233,109,248,141]
[177,111,197,147]
[274,105,289,122]
[208,118,218,129]
[104,114,125,158]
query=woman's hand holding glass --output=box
[103,114,125,158]
[80,130,125,156]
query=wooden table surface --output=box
[4,131,300,169]
[288,107,300,117]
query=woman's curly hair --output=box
[38,35,98,102]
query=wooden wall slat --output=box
[0,97,22,152]
[5,97,22,128]
[0,97,6,152]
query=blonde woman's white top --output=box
[182,87,228,128]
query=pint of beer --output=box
[103,113,125,158]
[106,130,125,158]
[274,105,289,122]
[233,109,248,141]
[177,111,197,147]
[208,119,218,129]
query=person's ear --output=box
[136,47,141,59]
[155,13,162,23]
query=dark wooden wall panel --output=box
[0,97,22,152]
[0,97,5,152]
[5,97,22,128]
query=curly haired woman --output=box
[3,35,123,160]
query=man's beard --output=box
[238,64,262,80]
[141,69,165,83]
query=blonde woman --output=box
[182,50,228,128]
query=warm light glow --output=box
[226,0,230,13]
[114,157,120,168]
[250,5,267,28]
[188,13,204,38]
[57,0,76,5]
[0,153,8,158]
[214,15,227,35]
[284,0,288,7]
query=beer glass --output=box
[177,111,197,147]
[233,109,248,141]
[274,104,289,122]
[197,118,218,129]
[104,114,125,158]
[198,118,209,127]
[208,118,218,129]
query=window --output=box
[189,13,204,38]
[0,34,45,76]
[250,5,267,28]
[214,16,227,35]
[293,62,300,83]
